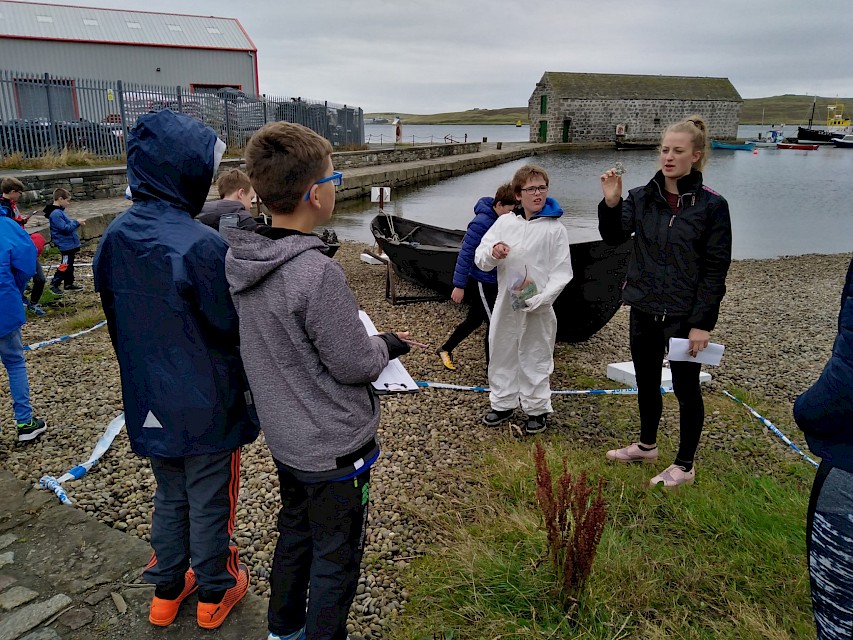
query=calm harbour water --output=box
[339,125,853,259]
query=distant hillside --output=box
[368,96,853,126]
[365,107,527,125]
[741,95,853,125]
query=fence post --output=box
[116,80,129,156]
[358,107,364,146]
[176,85,183,113]
[263,94,268,124]
[44,73,59,152]
[223,98,231,148]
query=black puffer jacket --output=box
[598,169,732,330]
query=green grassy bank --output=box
[389,374,815,640]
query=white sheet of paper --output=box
[358,310,419,393]
[668,338,725,366]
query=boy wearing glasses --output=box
[475,164,572,435]
[225,121,410,640]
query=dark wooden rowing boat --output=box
[370,214,633,343]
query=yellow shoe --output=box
[437,349,456,371]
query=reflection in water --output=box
[333,134,853,259]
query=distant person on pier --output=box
[599,115,732,489]
[195,168,260,233]
[794,254,853,640]
[475,164,572,436]
[93,110,259,630]
[437,183,516,370]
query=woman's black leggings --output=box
[629,307,704,467]
[441,281,498,362]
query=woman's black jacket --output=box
[598,169,732,331]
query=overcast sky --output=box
[33,0,853,113]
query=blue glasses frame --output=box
[304,171,343,201]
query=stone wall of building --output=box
[529,83,742,143]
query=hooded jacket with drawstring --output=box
[93,109,258,458]
[474,197,573,415]
[225,225,408,482]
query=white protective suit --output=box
[474,198,572,415]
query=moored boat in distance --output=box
[831,134,853,148]
[797,99,852,143]
[614,140,657,150]
[711,140,755,151]
[370,214,633,343]
[777,142,820,150]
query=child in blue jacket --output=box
[0,215,46,441]
[45,188,86,295]
[437,183,516,370]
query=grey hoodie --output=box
[225,227,391,480]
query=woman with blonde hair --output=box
[597,116,733,488]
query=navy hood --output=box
[126,109,223,215]
[529,196,564,220]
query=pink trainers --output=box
[649,464,695,489]
[605,443,658,463]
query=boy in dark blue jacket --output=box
[794,255,853,638]
[93,110,259,630]
[437,183,516,370]
[45,188,86,294]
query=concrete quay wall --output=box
[1,143,483,206]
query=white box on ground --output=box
[360,252,388,265]
[607,361,711,388]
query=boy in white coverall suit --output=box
[475,164,572,435]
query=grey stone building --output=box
[529,72,742,143]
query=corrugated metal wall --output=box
[0,40,257,93]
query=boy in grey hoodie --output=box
[224,122,410,640]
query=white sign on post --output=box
[371,187,391,203]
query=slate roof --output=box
[541,72,742,102]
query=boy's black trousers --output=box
[50,247,79,289]
[268,463,370,640]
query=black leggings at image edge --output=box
[630,307,704,466]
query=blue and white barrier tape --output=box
[723,390,819,468]
[23,320,107,351]
[39,413,125,505]
[44,262,93,269]
[415,380,674,395]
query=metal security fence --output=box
[0,70,364,159]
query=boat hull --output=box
[614,140,657,150]
[711,140,755,151]
[797,127,844,143]
[370,214,633,343]
[777,143,819,150]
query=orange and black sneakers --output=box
[148,568,198,626]
[196,563,250,629]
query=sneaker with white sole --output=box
[649,464,695,489]
[268,629,305,640]
[16,417,46,442]
[525,414,547,435]
[482,408,514,426]
[605,442,658,463]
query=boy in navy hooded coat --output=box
[93,110,259,630]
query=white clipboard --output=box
[359,310,419,394]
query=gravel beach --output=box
[0,242,847,638]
